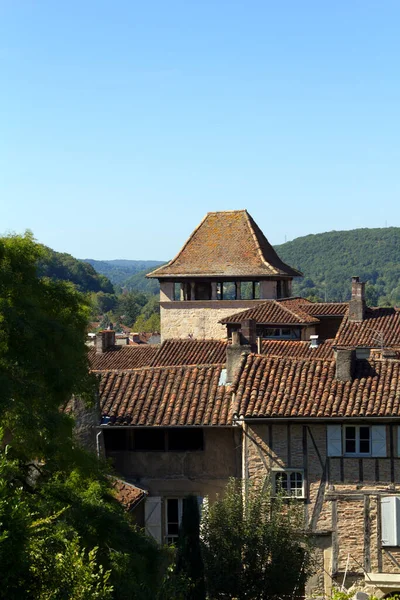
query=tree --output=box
[201,479,313,600]
[0,233,170,599]
[175,496,205,600]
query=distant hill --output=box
[84,228,400,306]
[38,248,114,294]
[275,227,400,306]
[82,259,164,287]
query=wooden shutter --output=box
[327,425,342,456]
[144,496,162,544]
[381,496,400,546]
[371,425,387,457]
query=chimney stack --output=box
[349,276,366,322]
[226,331,251,384]
[240,319,257,352]
[335,348,355,382]
[95,330,116,354]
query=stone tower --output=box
[147,210,302,340]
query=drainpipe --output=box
[96,431,102,459]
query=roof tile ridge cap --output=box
[243,210,279,274]
[147,212,210,276]
[275,300,318,324]
[219,300,273,324]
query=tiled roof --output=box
[234,354,400,418]
[111,478,147,511]
[334,307,400,348]
[147,210,301,278]
[98,364,232,426]
[150,339,228,367]
[220,298,319,325]
[302,302,348,317]
[88,346,158,370]
[261,339,335,359]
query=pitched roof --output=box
[147,210,301,279]
[150,339,228,367]
[98,364,232,426]
[261,338,335,360]
[334,307,400,348]
[220,298,319,325]
[234,354,400,419]
[302,302,348,317]
[88,345,158,371]
[111,478,147,511]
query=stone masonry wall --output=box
[160,300,266,341]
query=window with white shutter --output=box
[371,425,387,457]
[144,496,162,544]
[381,497,400,546]
[327,424,342,456]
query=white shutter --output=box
[381,496,400,546]
[144,496,162,544]
[371,425,387,457]
[327,424,342,456]
[397,426,400,457]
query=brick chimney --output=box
[349,276,366,322]
[335,348,355,382]
[240,319,257,352]
[226,331,251,384]
[95,330,116,354]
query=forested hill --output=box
[82,259,164,287]
[38,247,114,294]
[275,227,400,306]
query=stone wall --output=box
[245,422,400,596]
[106,428,240,502]
[160,300,266,341]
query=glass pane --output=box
[222,282,236,300]
[275,472,288,493]
[345,427,356,440]
[167,499,179,523]
[360,427,370,440]
[345,439,356,453]
[359,440,370,454]
[241,282,253,300]
[290,472,302,488]
[253,282,260,299]
[167,523,179,536]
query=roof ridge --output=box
[243,211,279,276]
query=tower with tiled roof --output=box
[147,210,302,340]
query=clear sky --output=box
[1,1,399,260]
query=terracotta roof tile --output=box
[261,339,335,359]
[220,298,319,325]
[150,339,228,367]
[335,307,400,348]
[234,354,400,418]
[302,302,348,317]
[98,364,232,426]
[147,210,301,278]
[89,346,158,370]
[111,478,147,511]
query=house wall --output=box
[160,300,266,341]
[106,427,240,502]
[245,422,400,596]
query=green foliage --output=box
[201,479,313,600]
[83,260,164,287]
[38,247,114,294]
[175,496,205,600]
[275,227,400,305]
[0,233,172,599]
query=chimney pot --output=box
[240,318,257,351]
[232,331,241,346]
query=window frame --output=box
[164,497,183,545]
[344,425,371,457]
[272,469,305,499]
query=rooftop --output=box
[147,210,301,279]
[220,297,319,325]
[335,307,400,348]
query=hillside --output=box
[275,227,400,305]
[82,259,164,287]
[38,247,114,294]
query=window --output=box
[165,498,183,544]
[344,425,371,455]
[168,429,204,451]
[103,428,204,453]
[273,470,304,498]
[256,326,301,340]
[134,429,165,451]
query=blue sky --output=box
[1,1,399,260]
